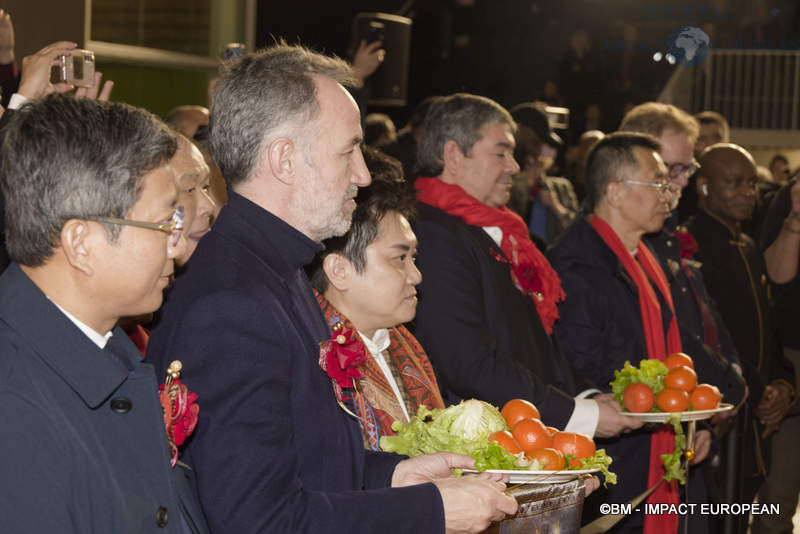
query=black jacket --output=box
[644,219,747,406]
[688,210,794,402]
[412,202,576,429]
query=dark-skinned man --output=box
[688,144,795,534]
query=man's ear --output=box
[604,180,623,208]
[322,253,352,292]
[60,219,96,276]
[266,137,296,185]
[696,175,709,196]
[442,140,465,176]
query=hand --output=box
[711,384,748,424]
[351,40,384,86]
[593,393,644,438]
[435,477,518,534]
[392,451,491,487]
[18,41,78,100]
[0,9,14,64]
[74,71,114,101]
[756,383,792,430]
[689,429,711,465]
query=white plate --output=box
[463,468,600,484]
[622,403,733,422]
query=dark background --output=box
[256,0,800,129]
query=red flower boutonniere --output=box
[319,320,367,403]
[159,360,199,467]
[672,227,698,260]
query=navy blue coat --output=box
[412,203,576,429]
[0,264,208,534]
[147,192,444,533]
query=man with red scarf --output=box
[549,132,711,533]
[412,93,641,441]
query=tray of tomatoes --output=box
[612,352,733,422]
[463,399,609,484]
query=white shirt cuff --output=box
[576,388,602,399]
[564,398,600,437]
[8,93,29,110]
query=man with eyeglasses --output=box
[0,95,209,533]
[549,132,710,533]
[689,144,796,534]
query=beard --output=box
[296,182,359,242]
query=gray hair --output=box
[1,95,177,267]
[584,132,662,211]
[416,93,515,177]
[209,43,356,189]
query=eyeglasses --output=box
[89,206,185,249]
[666,161,700,179]
[619,180,675,197]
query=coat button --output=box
[681,287,688,293]
[110,397,132,413]
[666,240,673,247]
[156,506,168,528]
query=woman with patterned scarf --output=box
[306,149,444,450]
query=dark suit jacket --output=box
[0,264,208,534]
[412,203,576,429]
[147,191,444,534]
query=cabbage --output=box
[380,399,514,466]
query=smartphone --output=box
[50,49,95,88]
[364,21,385,44]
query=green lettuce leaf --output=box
[610,359,668,408]
[660,413,687,484]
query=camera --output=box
[50,49,95,88]
[220,43,246,63]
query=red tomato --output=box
[488,430,523,454]
[664,365,698,392]
[690,384,722,410]
[623,382,655,413]
[545,426,559,437]
[656,388,690,412]
[501,399,541,429]
[512,418,552,452]
[525,447,566,470]
[551,432,596,467]
[665,352,694,370]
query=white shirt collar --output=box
[49,299,113,349]
[482,226,503,246]
[359,328,391,354]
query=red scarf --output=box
[415,177,565,333]
[590,215,681,534]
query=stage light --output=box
[652,51,663,62]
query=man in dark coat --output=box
[146,45,516,534]
[690,144,795,533]
[549,132,712,533]
[0,95,208,533]
[411,93,641,438]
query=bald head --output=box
[697,143,757,228]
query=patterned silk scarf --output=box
[590,215,682,534]
[315,291,445,450]
[415,177,565,333]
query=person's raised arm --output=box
[763,180,800,284]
